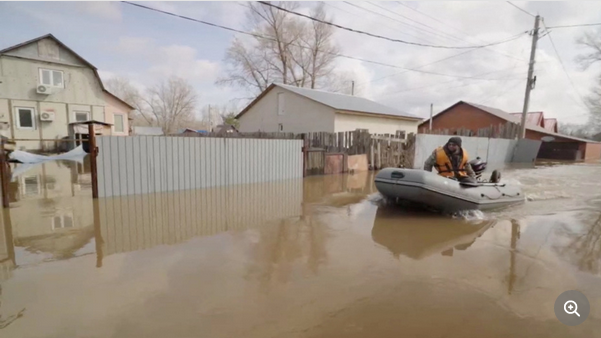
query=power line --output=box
[359,1,466,44]
[541,20,589,110]
[545,23,601,29]
[122,1,527,82]
[366,2,470,44]
[395,1,528,62]
[257,1,528,50]
[333,2,441,45]
[378,65,529,98]
[506,1,536,18]
[322,1,430,43]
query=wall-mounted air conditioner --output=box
[40,112,55,122]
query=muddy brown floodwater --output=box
[1,159,601,337]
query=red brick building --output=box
[419,101,601,161]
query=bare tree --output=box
[217,2,342,97]
[200,103,239,131]
[576,29,601,133]
[139,77,199,134]
[104,77,141,107]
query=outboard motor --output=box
[468,157,501,183]
[468,157,487,180]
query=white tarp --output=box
[9,145,87,164]
[9,145,88,181]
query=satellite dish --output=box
[541,136,555,142]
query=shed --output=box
[236,83,422,136]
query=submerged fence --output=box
[96,136,303,198]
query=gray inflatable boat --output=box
[375,168,525,212]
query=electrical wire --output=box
[122,1,527,81]
[328,2,441,45]
[257,1,529,50]
[378,65,529,98]
[344,1,464,44]
[506,1,536,18]
[545,23,601,29]
[395,1,528,62]
[541,20,589,110]
[365,1,468,44]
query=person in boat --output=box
[423,136,476,182]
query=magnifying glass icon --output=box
[564,300,580,317]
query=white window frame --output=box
[39,68,64,88]
[21,174,41,197]
[15,107,36,130]
[52,212,74,230]
[113,114,125,133]
[74,111,90,122]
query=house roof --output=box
[543,118,558,133]
[509,111,544,127]
[236,83,421,120]
[0,34,134,111]
[422,101,599,144]
[103,90,135,110]
[132,126,164,136]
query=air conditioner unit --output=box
[40,112,55,122]
[36,84,53,95]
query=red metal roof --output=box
[509,112,544,127]
[544,118,558,133]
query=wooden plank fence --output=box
[423,122,520,139]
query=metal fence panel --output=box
[97,136,303,197]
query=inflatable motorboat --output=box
[374,167,525,212]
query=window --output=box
[52,213,74,230]
[277,92,285,116]
[278,123,283,131]
[21,175,40,196]
[74,111,90,122]
[39,68,64,87]
[15,107,35,129]
[114,114,124,133]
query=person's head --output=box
[446,136,462,153]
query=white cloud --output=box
[75,2,122,21]
[115,36,154,56]
[149,45,221,83]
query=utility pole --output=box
[351,81,355,96]
[429,103,433,132]
[519,14,541,139]
[208,104,212,131]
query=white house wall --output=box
[0,56,104,106]
[0,39,110,150]
[238,88,335,133]
[334,112,419,134]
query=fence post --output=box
[301,133,307,177]
[0,139,9,208]
[89,124,99,199]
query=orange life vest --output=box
[434,146,468,178]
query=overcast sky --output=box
[1,1,600,125]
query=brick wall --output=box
[418,103,507,134]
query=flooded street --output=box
[1,159,601,337]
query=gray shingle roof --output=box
[275,83,420,119]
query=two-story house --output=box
[0,34,133,151]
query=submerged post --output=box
[0,139,9,208]
[88,124,99,199]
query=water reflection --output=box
[556,212,601,275]
[371,206,496,260]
